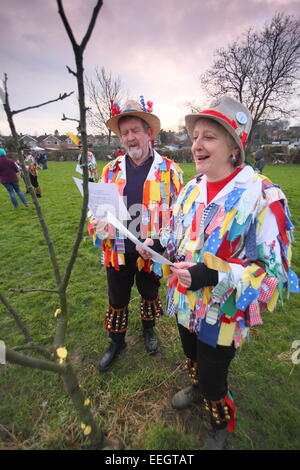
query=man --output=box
[89,99,183,371]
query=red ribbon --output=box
[200,110,238,130]
[224,393,235,432]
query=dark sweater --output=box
[123,154,153,253]
[0,156,19,184]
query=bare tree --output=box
[0,0,108,450]
[200,13,300,144]
[86,67,125,145]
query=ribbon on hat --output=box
[240,131,248,148]
[200,110,238,130]
[110,100,121,117]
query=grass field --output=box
[0,161,299,450]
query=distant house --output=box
[59,135,79,149]
[19,134,39,149]
[37,134,62,150]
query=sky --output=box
[0,0,299,137]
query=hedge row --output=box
[7,147,300,164]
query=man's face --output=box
[119,117,152,162]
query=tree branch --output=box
[56,0,78,50]
[66,65,77,77]
[12,344,52,360]
[62,113,80,123]
[11,91,74,116]
[6,348,65,374]
[80,1,103,52]
[0,291,32,343]
[8,288,59,294]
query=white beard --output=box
[128,148,143,160]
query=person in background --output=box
[137,96,298,449]
[23,149,42,198]
[0,148,28,208]
[78,144,98,182]
[254,146,265,173]
[89,98,183,372]
[40,151,48,170]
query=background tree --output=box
[86,67,126,145]
[199,13,300,145]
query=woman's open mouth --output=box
[195,155,209,161]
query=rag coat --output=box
[159,165,299,349]
[78,151,98,181]
[88,150,183,271]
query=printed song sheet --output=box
[73,177,131,220]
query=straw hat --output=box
[106,99,161,138]
[185,96,252,161]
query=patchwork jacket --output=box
[159,165,299,348]
[88,150,183,270]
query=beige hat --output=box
[106,100,161,138]
[185,96,252,161]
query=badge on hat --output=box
[236,112,248,125]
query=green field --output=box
[0,162,299,450]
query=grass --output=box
[0,161,300,450]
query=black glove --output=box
[187,263,218,291]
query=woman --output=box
[137,96,298,449]
[78,145,99,182]
[0,148,28,208]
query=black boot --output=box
[98,341,126,372]
[202,426,229,450]
[143,328,158,355]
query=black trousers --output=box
[177,323,236,401]
[106,253,160,341]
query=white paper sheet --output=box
[73,177,131,221]
[106,211,175,266]
[75,164,83,175]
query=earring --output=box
[231,154,237,164]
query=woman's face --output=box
[191,118,238,181]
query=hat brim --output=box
[107,111,161,138]
[185,113,245,161]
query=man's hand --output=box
[92,218,108,236]
[170,262,197,289]
[136,238,154,259]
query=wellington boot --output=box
[202,427,229,450]
[143,328,158,355]
[98,341,126,372]
[171,385,199,410]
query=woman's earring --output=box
[231,154,237,164]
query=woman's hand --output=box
[136,238,154,259]
[170,262,197,289]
